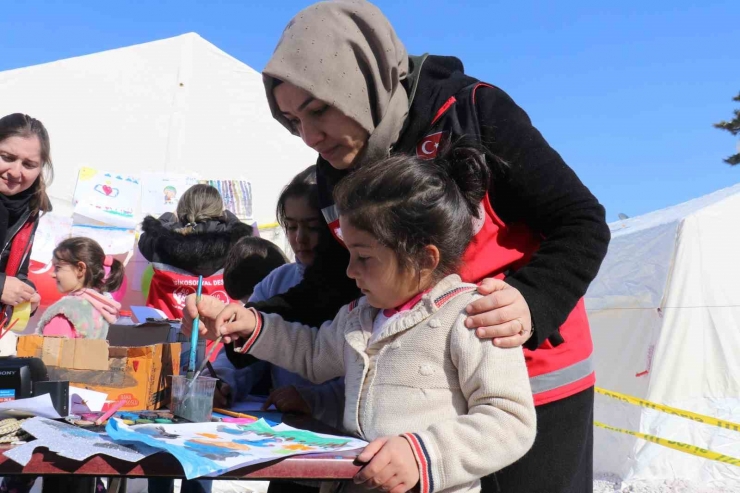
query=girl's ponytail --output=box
[102,258,125,294]
[433,140,491,218]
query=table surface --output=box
[0,412,363,480]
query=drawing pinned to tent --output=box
[199,179,252,222]
[71,225,136,255]
[73,167,141,229]
[106,418,366,479]
[141,172,199,217]
[29,212,73,264]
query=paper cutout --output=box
[73,167,140,229]
[3,417,156,466]
[69,387,108,414]
[106,418,366,479]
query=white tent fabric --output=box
[586,183,740,487]
[0,32,316,225]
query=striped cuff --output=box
[401,433,434,493]
[232,308,263,354]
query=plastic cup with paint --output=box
[170,375,217,422]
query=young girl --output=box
[36,237,123,339]
[185,146,536,493]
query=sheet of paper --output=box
[130,305,168,323]
[106,417,366,479]
[73,167,141,229]
[141,172,199,217]
[29,212,73,264]
[70,225,136,255]
[2,417,157,466]
[0,394,62,419]
[69,387,109,414]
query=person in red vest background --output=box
[0,114,53,320]
[138,183,252,361]
[187,2,611,492]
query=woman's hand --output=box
[212,303,258,345]
[263,385,312,415]
[354,436,420,492]
[465,278,533,348]
[1,277,35,307]
[181,294,226,341]
[29,292,41,313]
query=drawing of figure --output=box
[163,185,177,205]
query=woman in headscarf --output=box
[188,1,610,492]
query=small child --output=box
[223,236,288,303]
[36,237,124,339]
[186,146,536,493]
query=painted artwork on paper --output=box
[3,417,157,466]
[141,172,199,217]
[106,418,366,479]
[29,212,73,264]
[73,167,141,229]
[199,179,252,222]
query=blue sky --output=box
[2,0,738,221]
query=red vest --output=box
[323,82,594,406]
[147,263,230,362]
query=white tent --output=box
[0,32,316,225]
[586,183,740,487]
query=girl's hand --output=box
[354,436,420,492]
[181,294,226,341]
[263,385,311,415]
[214,303,258,344]
[1,277,35,306]
[465,278,533,348]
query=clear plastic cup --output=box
[169,375,217,422]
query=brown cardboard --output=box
[106,322,170,347]
[17,335,181,411]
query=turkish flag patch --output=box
[416,131,448,160]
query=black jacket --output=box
[138,210,252,277]
[232,54,610,363]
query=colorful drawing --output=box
[199,179,253,222]
[106,418,366,479]
[141,172,198,217]
[29,212,73,264]
[73,167,141,229]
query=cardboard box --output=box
[17,335,181,411]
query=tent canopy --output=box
[586,183,740,486]
[0,32,316,225]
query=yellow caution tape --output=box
[257,222,280,230]
[8,302,31,333]
[594,421,740,467]
[595,387,740,432]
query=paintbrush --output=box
[187,275,204,379]
[186,335,223,392]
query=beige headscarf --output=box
[263,0,409,168]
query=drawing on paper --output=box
[73,167,140,229]
[106,418,366,479]
[141,173,198,217]
[199,180,253,222]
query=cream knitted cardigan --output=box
[234,274,536,493]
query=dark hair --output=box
[276,165,320,229]
[53,237,125,293]
[223,237,288,300]
[175,184,223,234]
[0,113,53,216]
[333,142,491,281]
